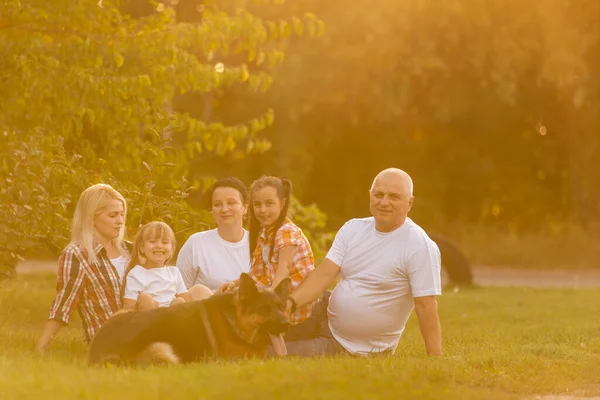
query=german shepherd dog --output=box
[88,273,291,365]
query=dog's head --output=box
[234,273,292,355]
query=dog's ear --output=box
[274,277,292,301]
[238,273,258,300]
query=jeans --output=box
[268,291,347,357]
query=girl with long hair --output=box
[220,176,319,337]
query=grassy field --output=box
[1,272,599,400]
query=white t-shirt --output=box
[123,265,188,307]
[176,229,251,292]
[109,255,128,281]
[326,217,442,356]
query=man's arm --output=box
[288,219,349,311]
[288,258,341,310]
[413,295,442,356]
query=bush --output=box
[0,0,325,278]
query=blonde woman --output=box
[36,183,130,353]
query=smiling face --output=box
[369,170,414,232]
[134,222,176,269]
[211,186,247,228]
[94,199,125,243]
[140,235,173,268]
[251,186,285,228]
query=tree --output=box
[222,0,600,236]
[0,0,325,278]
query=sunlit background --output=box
[1,0,599,275]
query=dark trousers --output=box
[267,291,347,357]
[285,290,332,341]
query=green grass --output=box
[1,273,600,400]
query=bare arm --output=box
[36,320,63,354]
[271,245,294,289]
[413,295,442,356]
[122,298,137,310]
[37,246,85,353]
[289,258,341,310]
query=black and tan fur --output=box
[88,273,291,365]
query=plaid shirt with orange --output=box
[251,218,317,325]
[48,242,123,344]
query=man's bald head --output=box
[369,168,415,232]
[370,168,413,197]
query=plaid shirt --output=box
[251,218,317,325]
[48,242,124,344]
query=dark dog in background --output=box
[88,273,291,365]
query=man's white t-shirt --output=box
[176,229,251,292]
[326,217,442,356]
[123,265,188,307]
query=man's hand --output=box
[288,257,341,311]
[284,296,296,320]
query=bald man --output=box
[284,168,442,357]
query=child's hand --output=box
[218,282,236,293]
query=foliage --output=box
[288,196,334,263]
[218,0,600,242]
[0,0,325,277]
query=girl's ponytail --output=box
[281,178,293,200]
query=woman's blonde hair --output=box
[71,183,127,265]
[121,221,177,299]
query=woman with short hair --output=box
[176,177,251,292]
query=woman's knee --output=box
[188,284,214,301]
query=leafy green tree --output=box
[228,0,600,236]
[0,0,325,278]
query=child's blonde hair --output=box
[71,183,128,265]
[121,221,177,298]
